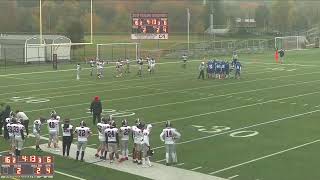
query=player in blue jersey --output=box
[221,61,226,79]
[235,61,242,79]
[225,61,230,79]
[207,60,214,79]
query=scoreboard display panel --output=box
[131,13,168,40]
[0,155,54,178]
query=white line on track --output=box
[227,175,239,179]
[24,72,320,113]
[55,170,87,180]
[209,139,320,174]
[190,166,202,171]
[153,109,320,150]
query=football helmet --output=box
[122,119,128,126]
[165,121,171,127]
[80,121,86,127]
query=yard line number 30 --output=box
[192,125,259,138]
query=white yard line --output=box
[86,144,97,147]
[153,109,320,150]
[190,166,202,171]
[227,175,239,179]
[55,170,87,180]
[155,159,166,163]
[24,72,320,113]
[176,163,185,166]
[209,139,320,175]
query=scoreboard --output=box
[131,13,168,40]
[0,155,54,178]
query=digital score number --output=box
[131,12,168,40]
[1,155,54,178]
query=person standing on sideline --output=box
[160,121,181,166]
[76,63,81,80]
[275,48,279,63]
[90,96,102,125]
[279,48,285,64]
[0,103,6,136]
[16,110,29,136]
[61,119,73,158]
[198,62,206,80]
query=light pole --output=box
[187,8,190,53]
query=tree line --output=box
[0,0,319,41]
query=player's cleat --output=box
[137,161,142,165]
[118,158,125,163]
[125,157,129,160]
[133,160,138,163]
[95,154,100,158]
[110,160,113,164]
[100,156,106,160]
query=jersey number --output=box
[49,122,55,128]
[78,130,86,137]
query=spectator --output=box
[90,96,102,125]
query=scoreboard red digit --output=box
[131,12,168,40]
[1,155,54,178]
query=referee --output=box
[198,62,206,80]
[61,119,73,157]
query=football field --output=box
[1,49,320,180]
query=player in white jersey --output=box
[142,124,153,167]
[149,58,155,74]
[118,119,131,162]
[131,119,140,163]
[104,121,119,163]
[133,122,144,165]
[33,117,44,152]
[13,119,25,156]
[74,121,91,161]
[95,118,110,159]
[6,117,15,155]
[61,119,73,157]
[160,121,181,166]
[89,59,95,76]
[47,118,59,150]
[76,63,81,80]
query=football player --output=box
[47,116,59,150]
[89,58,95,76]
[119,119,131,162]
[207,60,214,79]
[96,117,110,159]
[124,58,130,73]
[6,117,15,155]
[104,121,119,163]
[149,58,155,74]
[33,117,44,152]
[142,124,152,167]
[76,63,81,80]
[61,119,73,157]
[13,119,25,156]
[160,121,181,166]
[74,121,91,161]
[137,58,143,76]
[134,122,144,165]
[235,61,242,79]
[182,54,188,68]
[132,118,140,163]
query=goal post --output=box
[96,43,140,62]
[275,36,307,50]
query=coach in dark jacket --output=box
[90,96,102,125]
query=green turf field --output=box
[1,48,320,180]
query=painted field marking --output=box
[209,139,320,175]
[291,103,297,105]
[155,159,166,163]
[55,170,87,180]
[24,71,320,113]
[67,80,320,126]
[153,109,320,150]
[190,166,202,171]
[304,104,309,106]
[315,105,320,108]
[176,163,185,166]
[227,175,239,179]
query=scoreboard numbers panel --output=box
[131,13,168,40]
[0,155,54,178]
